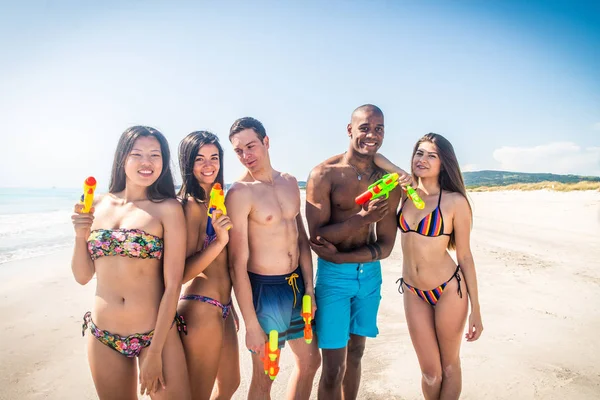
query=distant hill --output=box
[222,171,599,191]
[463,170,600,187]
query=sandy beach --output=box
[1,190,599,400]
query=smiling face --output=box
[193,143,220,186]
[230,128,270,172]
[124,136,163,187]
[412,140,442,179]
[347,108,384,156]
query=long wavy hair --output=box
[412,133,471,250]
[177,131,224,203]
[108,126,176,201]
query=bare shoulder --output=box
[279,172,299,186]
[444,191,471,212]
[157,198,184,214]
[182,196,204,218]
[226,181,253,201]
[309,154,344,181]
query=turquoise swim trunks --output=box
[248,266,306,348]
[315,258,382,349]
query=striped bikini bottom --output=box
[396,265,462,306]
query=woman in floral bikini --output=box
[176,131,240,399]
[71,126,191,399]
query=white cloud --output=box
[493,142,600,176]
[461,164,479,172]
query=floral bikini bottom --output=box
[82,311,187,358]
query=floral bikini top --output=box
[87,228,164,261]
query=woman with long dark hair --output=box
[176,131,240,400]
[375,133,483,400]
[71,126,191,399]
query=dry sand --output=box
[1,190,599,399]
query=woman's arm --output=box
[70,200,98,285]
[453,194,483,341]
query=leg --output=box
[434,277,468,400]
[342,334,366,400]
[248,352,275,400]
[285,336,321,400]
[344,260,382,400]
[314,259,356,400]
[178,300,225,400]
[87,334,138,400]
[318,347,347,400]
[145,324,192,400]
[212,310,241,400]
[403,290,443,400]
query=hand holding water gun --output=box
[263,330,280,380]
[72,177,96,238]
[301,295,313,344]
[206,183,232,246]
[355,173,400,205]
[80,176,96,213]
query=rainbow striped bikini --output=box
[397,191,449,237]
[396,190,462,306]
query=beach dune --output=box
[1,190,599,399]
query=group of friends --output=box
[71,104,483,400]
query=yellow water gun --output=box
[80,177,96,213]
[301,295,313,344]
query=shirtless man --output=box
[306,105,410,400]
[225,117,321,400]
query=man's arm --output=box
[305,165,367,244]
[311,187,401,263]
[225,184,266,355]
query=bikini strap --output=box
[453,265,463,298]
[395,277,405,294]
[82,311,92,337]
[438,190,443,207]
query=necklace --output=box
[344,154,370,181]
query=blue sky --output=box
[1,0,599,189]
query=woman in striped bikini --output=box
[375,133,483,400]
[176,131,240,399]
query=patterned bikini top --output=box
[397,191,451,237]
[87,228,164,261]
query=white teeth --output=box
[201,171,215,176]
[139,170,153,174]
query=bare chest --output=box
[249,184,299,226]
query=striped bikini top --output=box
[397,191,451,237]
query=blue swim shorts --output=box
[248,266,306,348]
[315,258,382,349]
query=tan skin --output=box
[305,108,410,400]
[375,143,483,400]
[71,136,191,400]
[176,143,240,400]
[227,128,321,400]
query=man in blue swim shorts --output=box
[306,105,410,400]
[226,117,321,399]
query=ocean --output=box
[0,188,81,264]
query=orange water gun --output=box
[263,330,280,380]
[301,295,313,344]
[80,177,96,213]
